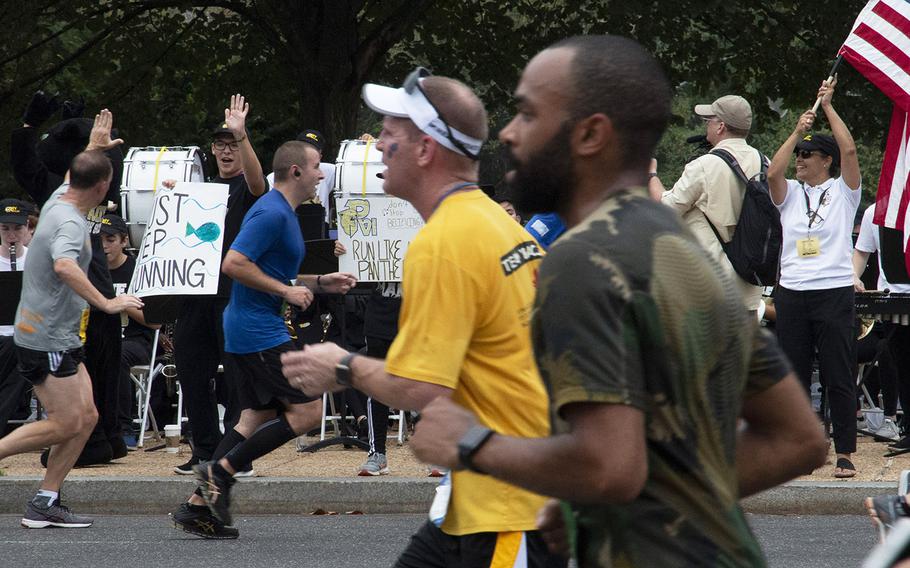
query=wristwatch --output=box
[457,425,495,474]
[335,352,357,387]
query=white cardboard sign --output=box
[336,195,424,282]
[129,181,228,297]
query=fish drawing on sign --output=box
[186,222,221,243]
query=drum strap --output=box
[151,146,169,194]
[361,139,373,197]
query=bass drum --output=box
[120,146,205,247]
[334,139,385,196]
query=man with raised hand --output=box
[172,94,266,477]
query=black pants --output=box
[395,520,567,568]
[0,336,29,435]
[173,296,240,461]
[776,285,856,454]
[887,324,910,428]
[85,310,123,443]
[117,336,153,433]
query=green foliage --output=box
[0,0,899,206]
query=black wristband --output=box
[317,274,322,290]
[457,425,495,474]
[335,352,357,387]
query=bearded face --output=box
[505,120,576,216]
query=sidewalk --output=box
[0,433,904,515]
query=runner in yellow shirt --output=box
[280,68,564,567]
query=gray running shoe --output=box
[866,494,910,542]
[21,496,93,528]
[358,452,389,476]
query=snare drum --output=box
[120,146,204,246]
[334,139,385,196]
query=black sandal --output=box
[834,457,856,478]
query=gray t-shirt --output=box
[14,186,92,351]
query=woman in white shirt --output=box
[767,78,862,478]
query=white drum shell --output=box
[121,146,204,246]
[334,140,385,196]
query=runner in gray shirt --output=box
[0,140,142,530]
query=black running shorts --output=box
[16,345,86,385]
[229,341,318,410]
[395,520,568,568]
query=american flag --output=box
[839,0,910,267]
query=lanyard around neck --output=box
[430,182,478,215]
[802,182,829,234]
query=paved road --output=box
[0,513,880,567]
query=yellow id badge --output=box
[797,237,821,257]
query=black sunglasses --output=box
[402,67,480,160]
[794,149,819,159]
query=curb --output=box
[0,477,897,516]
[742,481,896,515]
[0,476,437,515]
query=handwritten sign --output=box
[129,182,228,297]
[336,195,424,282]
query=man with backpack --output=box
[654,95,773,313]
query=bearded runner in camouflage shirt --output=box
[410,35,827,567]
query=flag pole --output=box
[811,55,845,113]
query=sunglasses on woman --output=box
[794,150,820,159]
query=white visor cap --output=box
[361,80,483,159]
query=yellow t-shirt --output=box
[386,190,550,536]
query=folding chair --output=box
[389,409,408,445]
[133,329,164,448]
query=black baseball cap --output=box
[296,129,325,152]
[796,133,840,167]
[0,199,29,225]
[99,213,128,236]
[212,122,250,140]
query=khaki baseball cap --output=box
[694,95,752,131]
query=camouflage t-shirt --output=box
[532,188,791,568]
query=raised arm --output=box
[818,77,860,190]
[224,94,265,196]
[768,110,815,206]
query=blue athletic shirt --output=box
[223,189,305,354]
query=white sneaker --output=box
[877,418,902,442]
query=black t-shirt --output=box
[363,282,402,341]
[214,173,264,297]
[109,255,155,343]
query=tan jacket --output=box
[661,137,765,310]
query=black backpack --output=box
[703,149,781,286]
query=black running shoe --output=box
[170,502,238,539]
[174,455,200,475]
[21,496,93,528]
[194,461,235,525]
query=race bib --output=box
[796,237,821,258]
[428,472,451,527]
